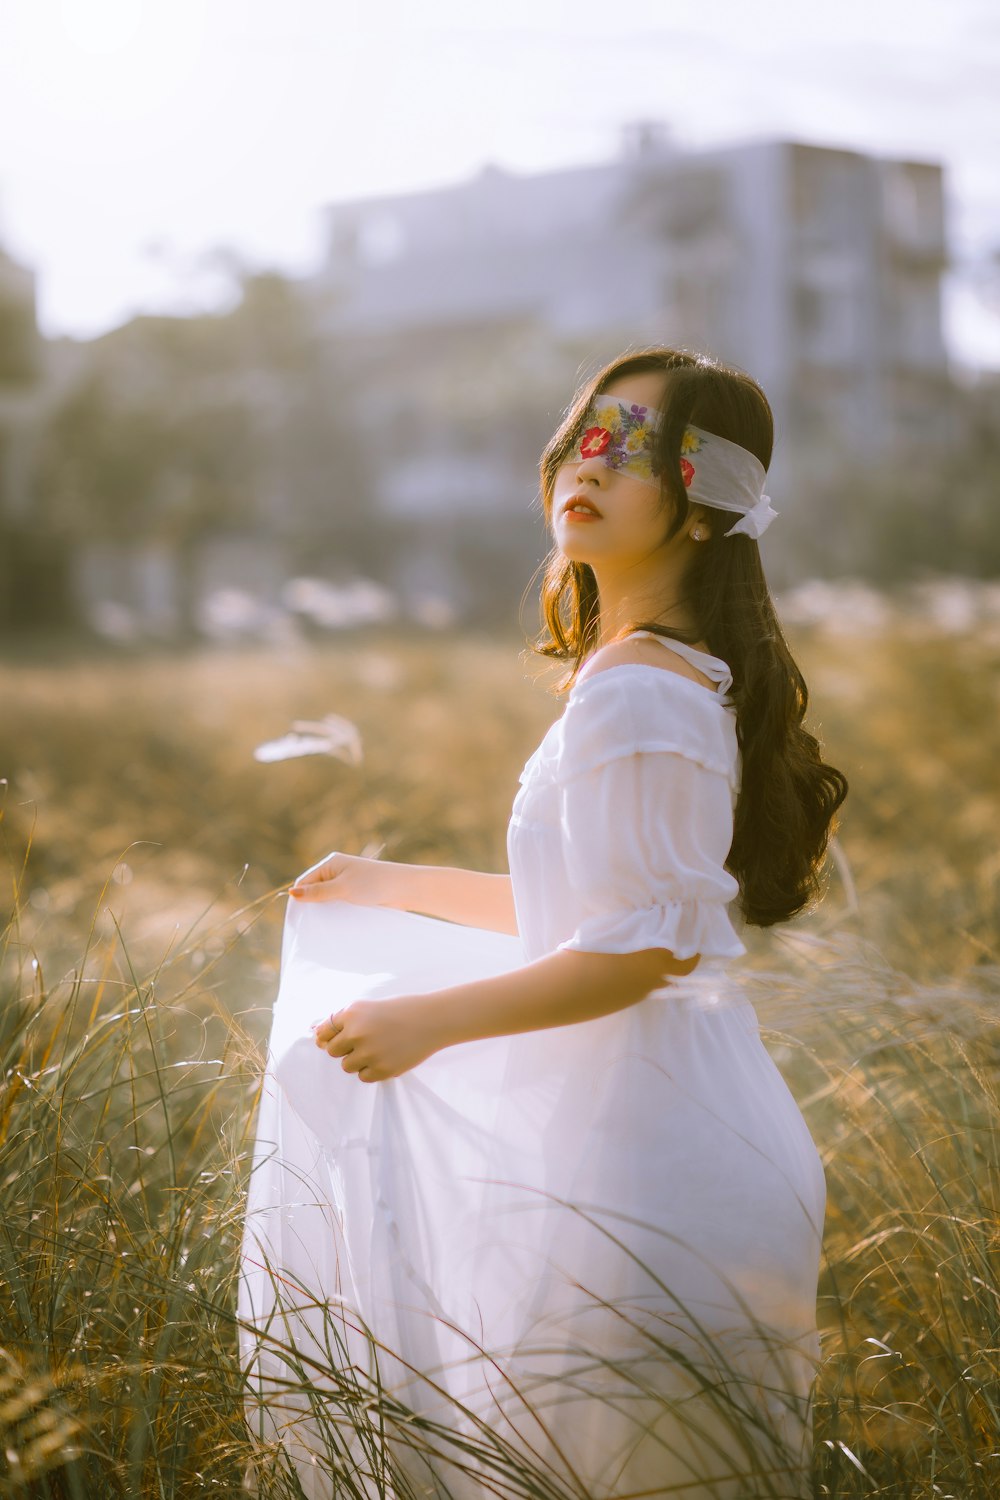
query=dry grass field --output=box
[1,592,998,1497]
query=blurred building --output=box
[0,134,958,638]
[307,131,951,603]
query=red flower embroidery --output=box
[680,459,695,487]
[581,426,611,458]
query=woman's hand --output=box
[289,851,403,908]
[311,996,440,1082]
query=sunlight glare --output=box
[57,0,144,56]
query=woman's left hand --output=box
[311,996,439,1082]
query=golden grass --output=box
[1,618,998,1496]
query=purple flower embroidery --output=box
[570,395,660,481]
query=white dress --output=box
[238,635,827,1500]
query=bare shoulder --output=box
[576,635,715,691]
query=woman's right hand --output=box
[288,852,403,909]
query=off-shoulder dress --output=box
[238,632,827,1500]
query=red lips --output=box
[562,494,603,517]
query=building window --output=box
[890,271,944,368]
[881,163,944,261]
[790,147,865,246]
[794,256,861,365]
[357,212,405,266]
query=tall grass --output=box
[1,611,998,1495]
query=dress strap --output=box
[627,631,734,700]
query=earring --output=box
[691,526,707,542]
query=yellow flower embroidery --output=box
[681,428,703,455]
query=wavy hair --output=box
[525,345,848,928]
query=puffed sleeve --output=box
[553,673,748,961]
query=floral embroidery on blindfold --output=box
[565,395,663,485]
[560,393,779,537]
[679,426,703,487]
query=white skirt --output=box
[238,898,826,1500]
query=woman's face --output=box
[550,371,683,566]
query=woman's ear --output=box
[689,509,712,543]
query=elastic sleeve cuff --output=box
[555,900,748,962]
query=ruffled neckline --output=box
[572,632,734,705]
[570,664,734,709]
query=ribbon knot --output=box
[723,492,778,540]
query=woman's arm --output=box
[313,944,701,1081]
[421,944,698,1049]
[388,862,518,936]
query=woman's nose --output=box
[574,455,609,483]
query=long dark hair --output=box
[527,345,848,929]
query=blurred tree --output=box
[780,375,1000,582]
[36,371,175,539]
[864,378,1000,581]
[30,266,377,634]
[0,246,42,385]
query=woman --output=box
[238,347,848,1499]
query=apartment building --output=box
[305,132,950,605]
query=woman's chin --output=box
[556,532,605,561]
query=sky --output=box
[1,0,998,366]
